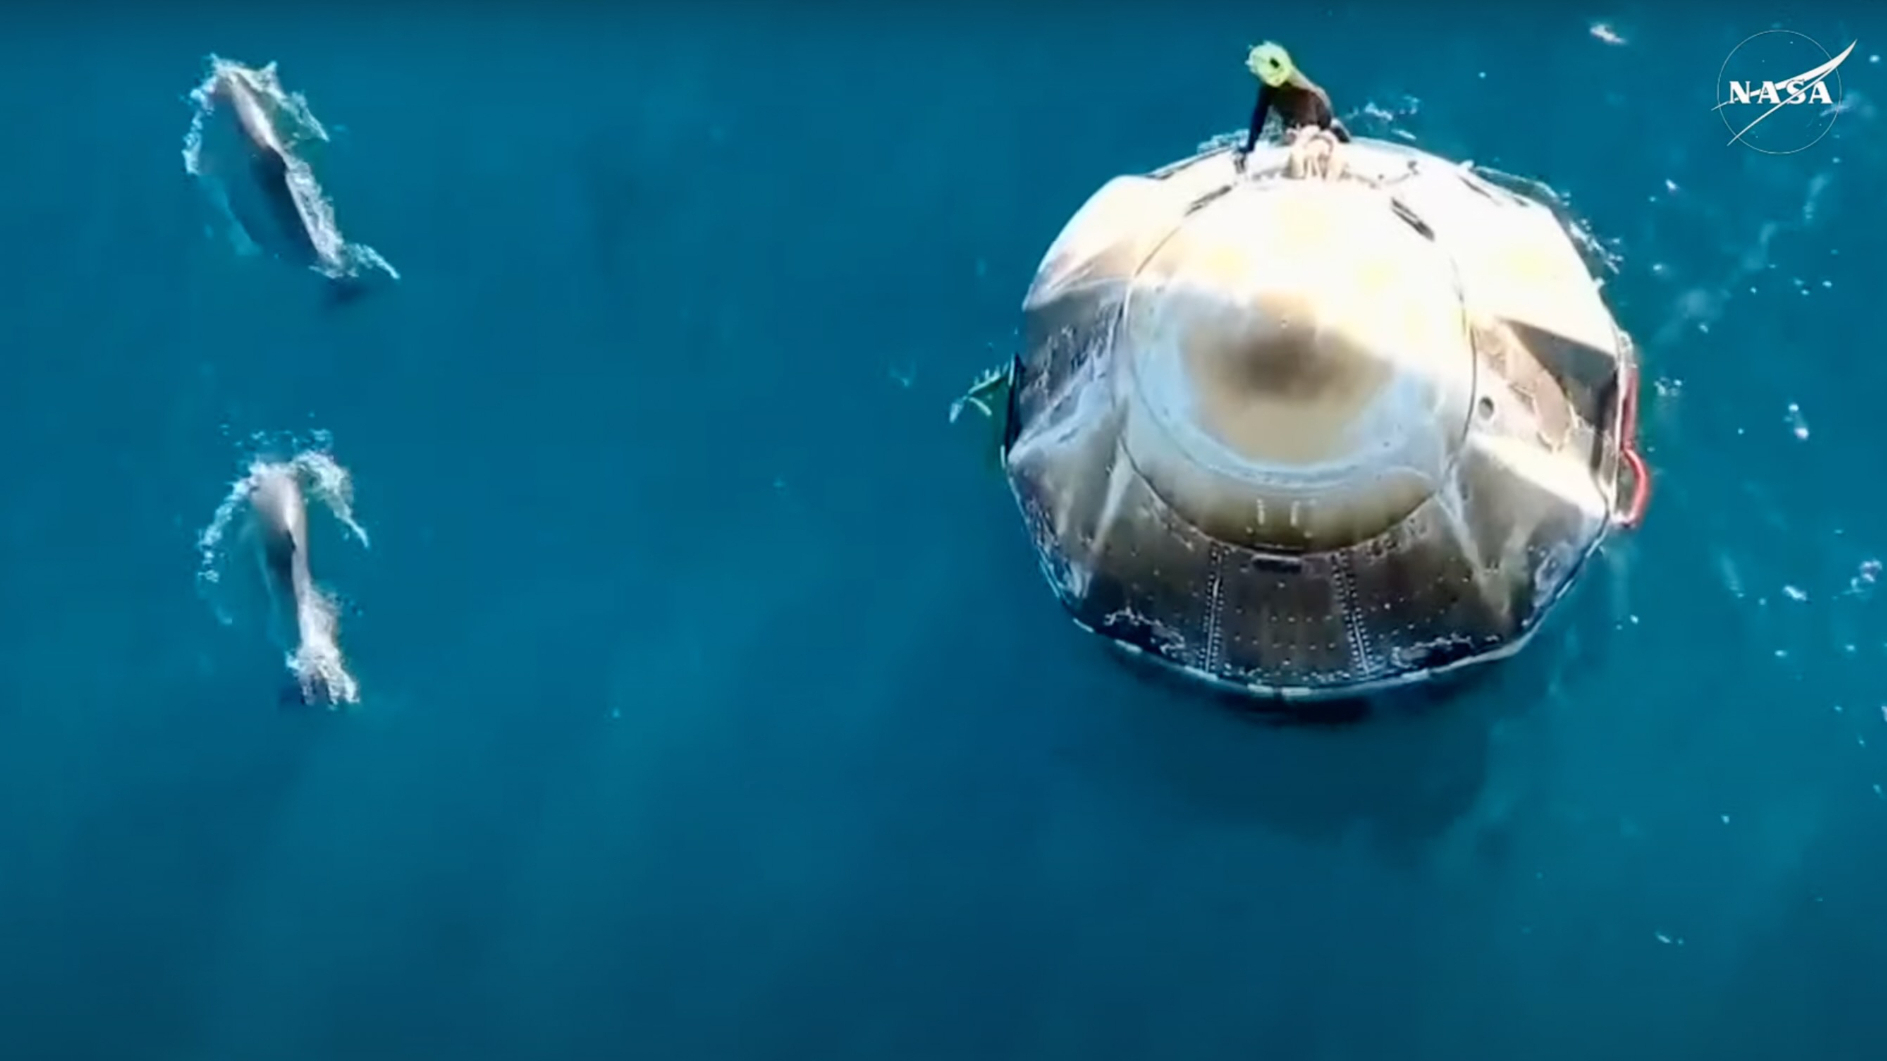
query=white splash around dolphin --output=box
[182,55,399,285]
[197,442,371,708]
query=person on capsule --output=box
[1236,42,1350,169]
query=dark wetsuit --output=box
[1242,73,1352,153]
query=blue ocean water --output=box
[2,5,1885,1059]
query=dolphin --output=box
[199,62,380,304]
[247,464,347,708]
[209,68,321,265]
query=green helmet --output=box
[1247,42,1296,88]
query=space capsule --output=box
[974,134,1649,703]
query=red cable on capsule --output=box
[1616,361,1651,529]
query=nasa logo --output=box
[1715,30,1857,154]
